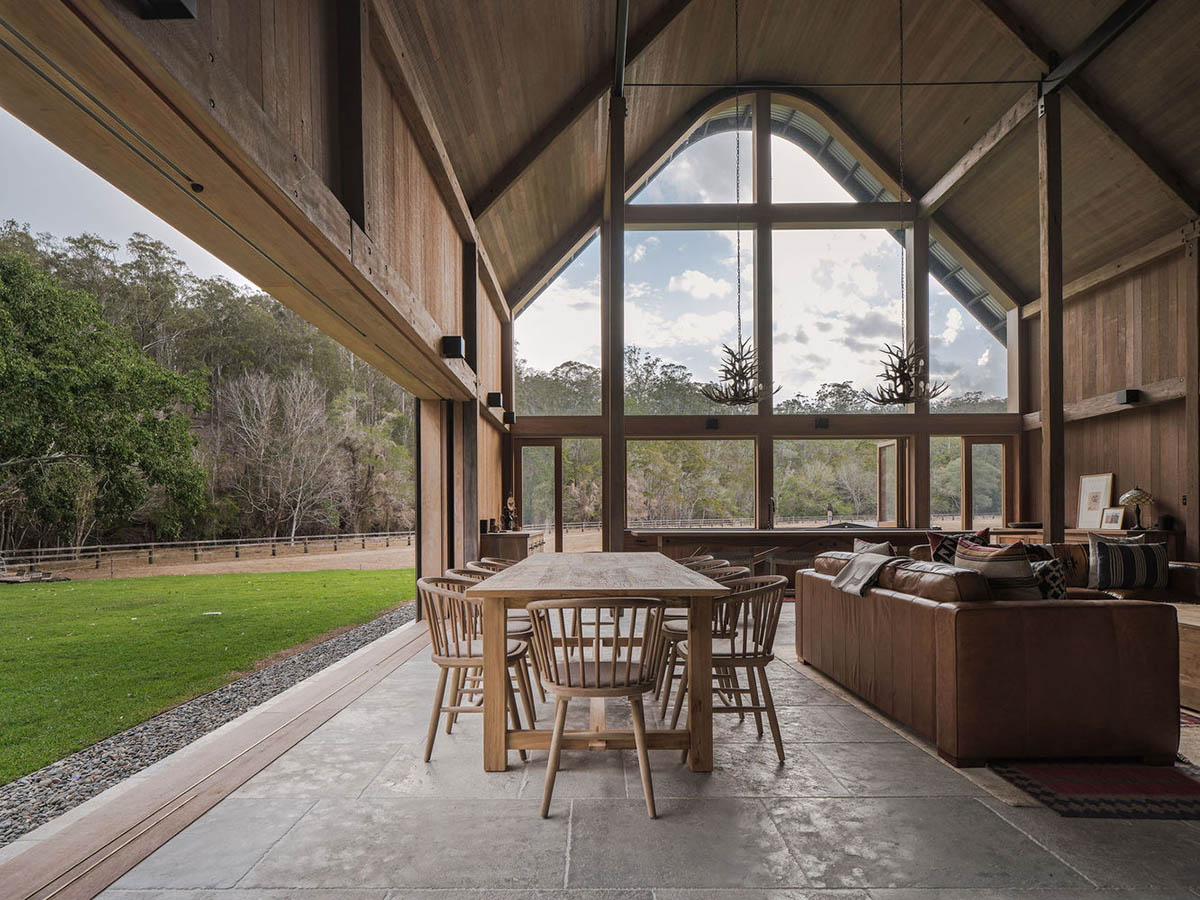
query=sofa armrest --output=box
[934,599,1179,765]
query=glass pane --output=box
[929,273,1008,412]
[631,103,752,204]
[971,443,1005,530]
[626,440,755,526]
[520,445,555,551]
[879,444,897,524]
[514,240,601,415]
[773,439,881,527]
[772,229,904,413]
[624,230,755,414]
[771,134,860,204]
[930,437,963,531]
[562,438,602,552]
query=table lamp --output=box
[1118,486,1152,530]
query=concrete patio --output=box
[34,609,1185,899]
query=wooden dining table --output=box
[465,552,729,773]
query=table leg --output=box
[483,596,508,771]
[687,595,713,772]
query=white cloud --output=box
[668,269,732,300]
[977,347,990,367]
[940,308,963,345]
[628,235,659,263]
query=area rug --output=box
[990,761,1200,819]
[1181,708,1200,726]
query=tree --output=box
[0,252,207,549]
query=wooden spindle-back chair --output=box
[669,575,790,761]
[416,577,537,762]
[525,598,668,819]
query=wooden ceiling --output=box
[390,0,1200,307]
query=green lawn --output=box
[0,569,415,784]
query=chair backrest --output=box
[417,576,483,660]
[712,575,788,658]
[479,557,517,568]
[525,598,666,691]
[446,566,487,582]
[703,565,752,584]
[466,560,506,574]
[677,553,713,564]
[685,557,730,572]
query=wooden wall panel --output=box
[477,283,504,399]
[418,400,448,577]
[1024,248,1189,538]
[363,47,462,335]
[478,418,505,526]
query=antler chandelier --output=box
[860,341,947,406]
[699,0,774,408]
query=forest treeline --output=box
[0,222,415,552]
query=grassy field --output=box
[0,569,415,785]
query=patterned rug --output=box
[990,761,1200,819]
[1181,708,1200,726]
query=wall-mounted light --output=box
[705,417,719,430]
[1116,389,1141,404]
[815,416,830,429]
[138,0,197,19]
[441,336,466,359]
[503,411,516,425]
[486,392,504,408]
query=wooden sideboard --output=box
[993,528,1178,559]
[479,531,539,561]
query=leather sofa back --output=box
[814,551,992,603]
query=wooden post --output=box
[1038,91,1066,543]
[500,319,515,509]
[1185,237,1200,560]
[906,216,931,528]
[753,90,774,528]
[1005,306,1029,523]
[601,95,626,550]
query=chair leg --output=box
[504,666,529,762]
[541,696,569,818]
[653,635,670,698]
[670,659,688,730]
[745,665,764,737]
[530,657,547,703]
[630,695,656,819]
[727,667,746,723]
[424,666,449,762]
[757,666,785,762]
[445,668,463,734]
[515,656,538,727]
[659,643,679,718]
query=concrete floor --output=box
[100,612,1200,899]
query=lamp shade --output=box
[1118,487,1152,507]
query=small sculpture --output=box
[501,494,516,532]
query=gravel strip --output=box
[0,602,416,846]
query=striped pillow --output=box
[927,528,991,564]
[953,538,1041,601]
[1095,541,1168,590]
[1087,531,1144,588]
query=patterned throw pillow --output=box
[1095,541,1169,590]
[1030,558,1067,599]
[1086,532,1144,588]
[853,539,895,555]
[927,529,991,564]
[954,538,1041,601]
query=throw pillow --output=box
[853,538,895,555]
[1086,532,1144,588]
[1030,558,1067,599]
[927,528,991,564]
[1095,541,1169,590]
[954,538,1041,601]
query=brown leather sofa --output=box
[797,551,1180,767]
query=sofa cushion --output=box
[1087,531,1144,588]
[1025,542,1091,588]
[953,539,1042,601]
[813,551,992,603]
[1031,558,1068,599]
[854,538,895,555]
[1095,541,1169,590]
[927,529,990,564]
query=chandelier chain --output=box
[898,0,906,336]
[734,0,742,348]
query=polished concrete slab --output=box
[100,610,1200,899]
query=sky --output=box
[0,105,254,287]
[516,132,1008,404]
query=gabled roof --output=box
[390,0,1200,315]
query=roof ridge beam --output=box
[468,0,695,220]
[968,0,1200,216]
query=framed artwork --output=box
[1099,506,1126,530]
[1077,473,1114,530]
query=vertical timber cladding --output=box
[418,400,449,577]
